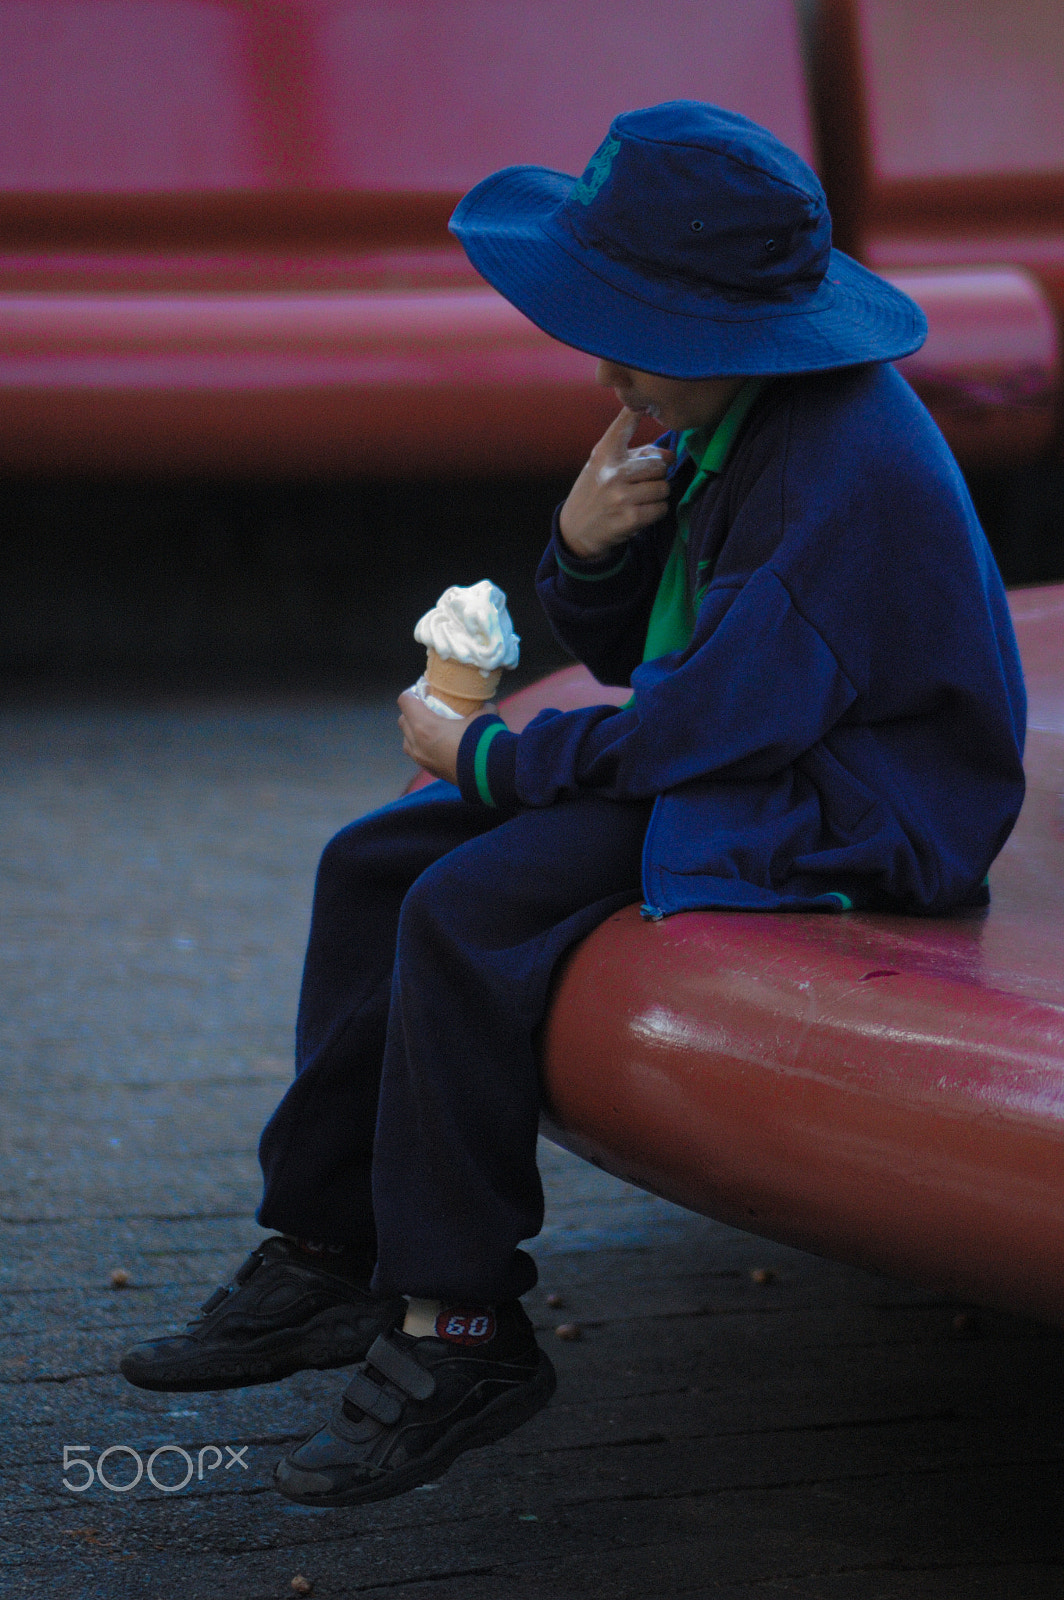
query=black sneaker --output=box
[119,1237,405,1392]
[273,1300,556,1506]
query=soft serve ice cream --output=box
[411,581,520,717]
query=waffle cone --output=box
[425,648,503,715]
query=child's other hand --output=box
[558,408,674,561]
[398,690,493,786]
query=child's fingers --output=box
[625,498,672,532]
[595,468,671,527]
[630,443,676,462]
[397,691,470,784]
[596,406,641,462]
[627,477,673,505]
[559,414,673,556]
[620,452,671,481]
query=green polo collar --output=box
[675,376,768,521]
[639,377,768,668]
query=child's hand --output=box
[558,408,675,561]
[398,690,493,786]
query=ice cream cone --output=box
[424,648,502,715]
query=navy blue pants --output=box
[257,780,650,1302]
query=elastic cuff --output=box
[456,714,519,810]
[548,507,633,587]
[554,539,632,582]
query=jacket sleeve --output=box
[457,565,858,810]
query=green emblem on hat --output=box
[572,135,621,206]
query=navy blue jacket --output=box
[456,364,1026,914]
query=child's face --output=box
[595,360,746,434]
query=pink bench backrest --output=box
[0,0,815,241]
[815,0,1064,269]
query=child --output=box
[120,103,1025,1506]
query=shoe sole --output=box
[120,1307,402,1393]
[273,1351,557,1506]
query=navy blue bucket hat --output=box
[450,101,926,377]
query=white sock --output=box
[402,1297,442,1338]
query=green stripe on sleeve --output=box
[473,721,507,807]
[555,546,630,581]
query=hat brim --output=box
[450,165,927,377]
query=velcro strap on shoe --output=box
[198,1285,230,1315]
[342,1369,404,1425]
[234,1248,264,1284]
[365,1333,436,1401]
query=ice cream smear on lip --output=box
[411,581,520,718]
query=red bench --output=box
[473,587,1064,1328]
[0,0,1054,474]
[813,0,1064,461]
[888,267,1060,469]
